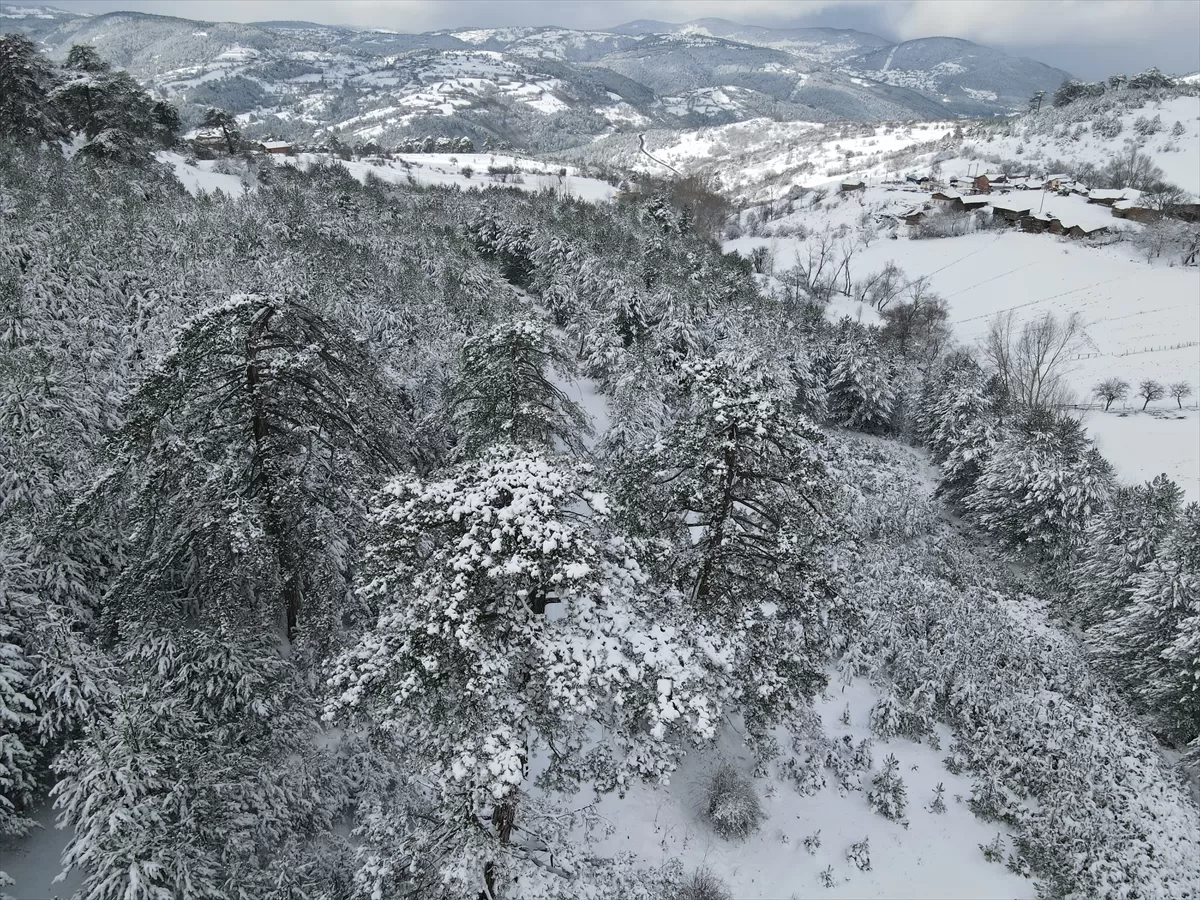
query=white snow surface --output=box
[588,676,1034,899]
[729,186,1199,499]
[290,152,617,202]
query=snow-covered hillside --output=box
[1,9,1078,152]
[715,91,1200,498]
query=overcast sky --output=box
[35,0,1200,78]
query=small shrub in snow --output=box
[868,694,902,740]
[929,782,947,814]
[781,749,826,796]
[675,868,733,900]
[825,734,870,791]
[1006,852,1032,878]
[969,767,1027,826]
[867,754,908,822]
[980,833,1005,864]
[460,165,473,178]
[818,866,837,888]
[803,830,822,854]
[942,742,967,775]
[705,763,764,839]
[846,836,871,871]
[1133,114,1162,136]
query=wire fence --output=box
[1070,341,1199,360]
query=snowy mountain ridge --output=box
[1,7,1076,150]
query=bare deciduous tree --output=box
[880,278,951,362]
[1168,381,1193,408]
[797,230,837,300]
[1092,378,1130,411]
[853,261,904,311]
[982,311,1084,410]
[1138,379,1165,410]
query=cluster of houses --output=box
[842,169,1200,239]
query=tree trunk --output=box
[245,308,302,639]
[693,431,738,611]
[480,801,516,900]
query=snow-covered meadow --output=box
[726,179,1199,498]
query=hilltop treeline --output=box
[1,90,1199,900]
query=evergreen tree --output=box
[867,754,908,821]
[826,332,896,434]
[1070,475,1182,628]
[918,355,1000,504]
[453,319,591,456]
[96,294,406,641]
[1097,504,1200,744]
[0,34,67,147]
[0,551,39,873]
[325,446,717,899]
[606,353,850,740]
[967,410,1114,557]
[55,627,344,900]
[201,107,240,154]
[54,48,170,163]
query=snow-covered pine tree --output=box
[826,331,897,434]
[96,293,407,641]
[53,48,169,164]
[597,348,666,458]
[55,626,344,900]
[0,550,39,878]
[916,354,999,504]
[454,319,592,456]
[326,446,720,899]
[0,34,67,148]
[605,352,851,742]
[1070,474,1182,628]
[966,409,1114,557]
[51,293,406,896]
[1098,504,1200,745]
[867,754,908,821]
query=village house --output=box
[972,173,1010,194]
[991,197,1033,223]
[1111,199,1160,223]
[896,206,926,226]
[1087,188,1135,207]
[1064,222,1110,238]
[840,177,865,193]
[186,127,227,156]
[258,140,293,155]
[956,196,991,212]
[1172,202,1200,223]
[930,189,961,208]
[1044,173,1071,192]
[1019,213,1054,234]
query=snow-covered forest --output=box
[2,31,1200,900]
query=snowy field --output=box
[591,675,1033,899]
[294,152,618,202]
[729,198,1199,499]
[1083,407,1199,499]
[161,151,618,203]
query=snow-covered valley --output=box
[2,15,1199,900]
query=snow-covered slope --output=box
[606,17,890,64]
[0,9,1081,151]
[606,19,1071,117]
[847,37,1072,118]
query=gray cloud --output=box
[40,0,1200,78]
